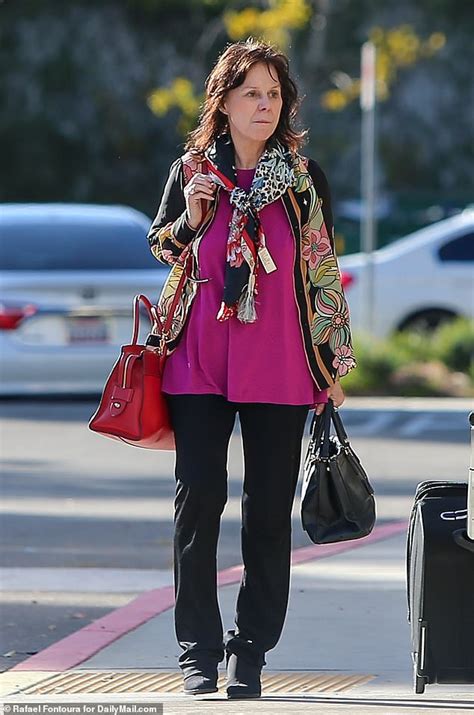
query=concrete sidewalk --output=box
[2,523,474,713]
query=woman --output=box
[145,38,356,699]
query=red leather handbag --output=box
[88,293,175,450]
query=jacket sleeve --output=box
[307,158,335,252]
[307,158,357,381]
[147,157,198,266]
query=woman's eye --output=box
[247,91,280,97]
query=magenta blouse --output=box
[162,167,328,406]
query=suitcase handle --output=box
[453,528,474,553]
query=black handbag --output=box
[301,400,376,544]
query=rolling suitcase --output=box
[406,411,474,694]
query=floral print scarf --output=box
[204,132,296,323]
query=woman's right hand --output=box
[184,173,217,229]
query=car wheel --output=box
[398,309,457,333]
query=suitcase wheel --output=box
[415,675,426,694]
[414,663,427,694]
[415,675,426,695]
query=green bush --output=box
[430,318,474,373]
[344,318,474,396]
[342,333,399,395]
[387,330,434,364]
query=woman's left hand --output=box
[314,380,345,415]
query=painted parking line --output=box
[10,520,408,673]
[342,410,467,437]
[346,412,397,436]
[397,412,461,437]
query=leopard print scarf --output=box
[204,132,296,323]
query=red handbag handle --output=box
[135,215,199,351]
[131,250,191,351]
[131,294,157,345]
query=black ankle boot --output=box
[182,664,218,696]
[183,673,218,696]
[225,652,262,699]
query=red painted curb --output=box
[11,520,408,672]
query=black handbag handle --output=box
[309,401,330,446]
[309,400,334,460]
[331,406,350,446]
[319,401,333,459]
[311,399,351,459]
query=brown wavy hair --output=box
[184,38,308,155]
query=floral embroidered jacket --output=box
[144,150,357,390]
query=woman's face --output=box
[221,61,283,144]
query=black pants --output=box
[165,393,309,674]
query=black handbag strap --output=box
[310,399,351,458]
[309,403,329,449]
[309,400,333,459]
[331,406,350,446]
[319,401,333,459]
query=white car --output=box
[338,209,474,338]
[0,203,167,395]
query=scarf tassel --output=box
[237,272,257,323]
